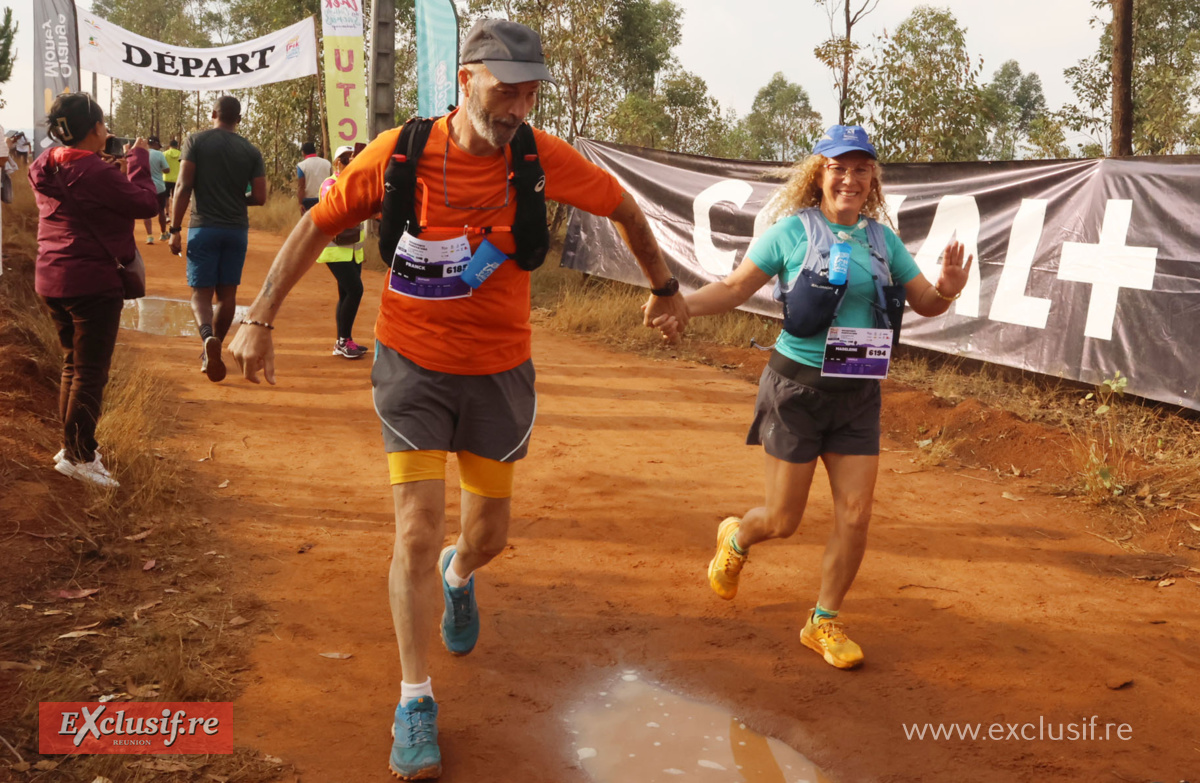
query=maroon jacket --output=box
[30,146,159,299]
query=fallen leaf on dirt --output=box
[164,588,180,594]
[318,652,352,660]
[92,777,115,783]
[1002,492,1025,502]
[218,480,230,489]
[9,763,30,773]
[33,760,59,771]
[54,588,100,600]
[205,776,229,783]
[1158,578,1175,588]
[263,755,284,765]
[126,682,160,698]
[204,551,218,556]
[1106,678,1134,690]
[143,560,156,571]
[57,630,105,640]
[915,438,933,449]
[98,693,130,703]
[41,609,71,616]
[133,600,161,621]
[128,760,196,772]
[1187,521,1200,533]
[124,528,153,541]
[297,542,315,554]
[228,616,250,628]
[16,604,33,610]
[72,621,102,631]
[0,661,39,671]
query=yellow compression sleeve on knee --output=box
[457,451,515,499]
[387,450,448,485]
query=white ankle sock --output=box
[401,677,433,702]
[444,553,472,588]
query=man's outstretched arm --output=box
[607,192,689,335]
[228,214,333,384]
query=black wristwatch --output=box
[651,277,679,297]
[169,226,182,234]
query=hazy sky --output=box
[2,1,1107,140]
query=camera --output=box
[104,135,132,157]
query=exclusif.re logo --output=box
[39,702,233,755]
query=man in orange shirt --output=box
[229,19,687,781]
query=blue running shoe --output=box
[439,545,479,656]
[389,697,441,780]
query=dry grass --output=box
[531,260,779,359]
[247,190,303,237]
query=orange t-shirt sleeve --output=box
[535,129,625,217]
[308,128,401,235]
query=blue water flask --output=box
[828,242,851,286]
[461,239,508,289]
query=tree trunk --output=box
[1110,0,1133,156]
[840,0,851,125]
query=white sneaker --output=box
[53,448,102,465]
[55,454,120,489]
[145,235,155,244]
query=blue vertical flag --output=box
[416,0,459,117]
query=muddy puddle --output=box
[569,672,831,783]
[121,297,247,337]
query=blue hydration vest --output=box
[774,207,906,342]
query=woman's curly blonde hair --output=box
[763,154,889,226]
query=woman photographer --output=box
[29,93,159,488]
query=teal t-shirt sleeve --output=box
[884,225,921,284]
[746,216,806,279]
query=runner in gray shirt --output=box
[168,96,266,383]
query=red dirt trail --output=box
[122,229,1199,783]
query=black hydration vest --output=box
[377,117,550,272]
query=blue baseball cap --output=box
[812,125,878,159]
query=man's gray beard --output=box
[466,96,518,149]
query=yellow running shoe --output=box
[707,517,747,600]
[800,610,864,669]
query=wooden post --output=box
[369,0,396,140]
[1110,0,1133,156]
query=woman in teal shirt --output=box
[661,125,971,670]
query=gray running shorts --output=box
[747,365,881,463]
[371,341,537,462]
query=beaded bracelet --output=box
[933,285,961,302]
[242,319,274,330]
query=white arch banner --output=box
[77,12,317,90]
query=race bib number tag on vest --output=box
[388,232,473,300]
[821,327,893,379]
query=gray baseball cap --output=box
[461,19,557,85]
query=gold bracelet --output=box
[242,318,274,330]
[933,285,961,302]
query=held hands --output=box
[643,293,689,344]
[937,240,974,299]
[229,322,276,385]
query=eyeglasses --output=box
[824,163,875,180]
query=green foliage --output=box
[981,60,1050,160]
[812,0,879,125]
[741,72,823,161]
[0,6,17,91]
[610,0,682,94]
[1064,0,1200,155]
[852,6,987,163]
